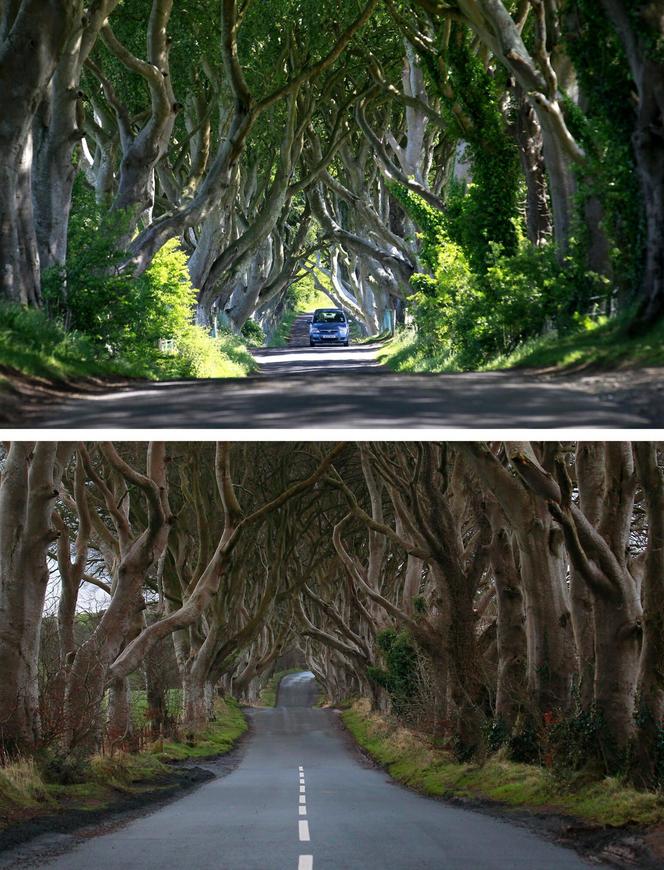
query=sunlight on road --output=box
[253,345,382,374]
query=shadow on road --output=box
[16,311,651,428]
[25,367,648,429]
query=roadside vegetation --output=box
[0,178,256,387]
[2,441,664,846]
[0,301,256,386]
[0,698,246,836]
[343,701,664,828]
[376,170,662,375]
[5,2,664,386]
[379,315,664,374]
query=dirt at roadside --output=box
[0,728,249,864]
[0,766,213,857]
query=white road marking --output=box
[297,765,311,865]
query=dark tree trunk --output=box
[0,0,82,304]
[512,92,552,246]
[599,2,664,329]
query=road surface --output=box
[21,338,650,429]
[2,672,598,870]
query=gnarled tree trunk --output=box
[0,443,72,752]
[0,0,82,304]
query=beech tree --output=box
[0,443,73,751]
[2,0,663,354]
[1,440,663,789]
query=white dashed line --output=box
[297,767,311,867]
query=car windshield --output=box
[313,311,345,323]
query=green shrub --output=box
[166,325,257,379]
[484,717,510,753]
[0,302,133,379]
[507,720,542,765]
[240,318,266,346]
[406,227,580,369]
[44,191,200,377]
[548,708,612,775]
[38,749,91,785]
[390,174,619,371]
[40,174,255,380]
[367,629,419,717]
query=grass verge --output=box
[342,700,664,828]
[0,304,136,384]
[267,308,299,348]
[0,304,256,394]
[153,697,247,761]
[378,317,664,374]
[0,699,246,838]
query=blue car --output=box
[309,308,350,347]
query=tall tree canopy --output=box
[1,0,663,354]
[1,441,663,790]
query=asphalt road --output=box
[22,340,650,430]
[4,672,598,870]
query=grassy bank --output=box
[378,317,664,374]
[0,699,247,835]
[152,697,247,761]
[0,304,136,383]
[267,308,299,348]
[0,304,256,391]
[342,701,664,828]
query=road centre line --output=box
[297,766,311,867]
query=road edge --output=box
[336,707,662,869]
[0,718,251,859]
